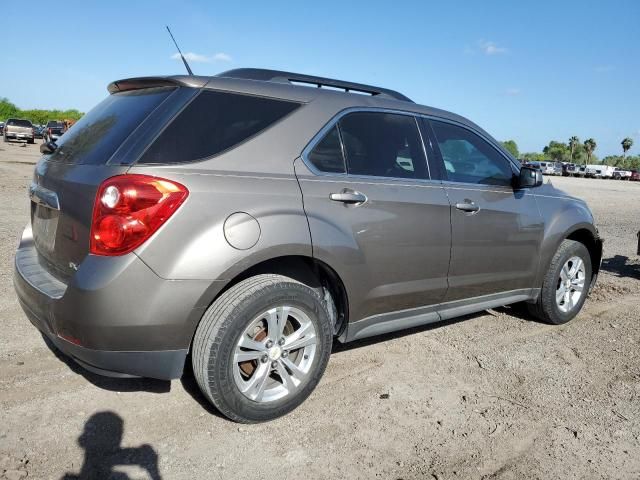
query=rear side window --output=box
[307,125,346,173]
[139,91,300,164]
[430,120,514,186]
[339,112,427,179]
[48,87,174,165]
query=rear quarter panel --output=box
[129,167,312,281]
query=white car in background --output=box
[613,168,632,180]
[528,161,562,175]
[585,164,615,179]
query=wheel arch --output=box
[187,255,350,352]
[565,226,603,288]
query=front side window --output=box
[338,112,427,179]
[430,120,514,186]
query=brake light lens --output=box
[90,174,188,256]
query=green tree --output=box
[583,138,597,165]
[568,136,580,162]
[0,98,20,120]
[621,137,633,161]
[500,140,519,158]
[521,152,546,162]
[543,141,569,161]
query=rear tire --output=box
[528,239,592,325]
[192,274,333,423]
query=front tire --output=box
[528,239,592,325]
[192,274,333,423]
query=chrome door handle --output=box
[330,191,367,204]
[455,202,480,213]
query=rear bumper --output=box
[14,225,220,380]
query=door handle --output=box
[330,191,367,204]
[455,201,480,213]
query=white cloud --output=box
[170,52,232,63]
[478,40,508,55]
[506,87,521,96]
[212,52,232,62]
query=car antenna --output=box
[166,25,194,76]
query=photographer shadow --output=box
[61,411,162,480]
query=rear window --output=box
[138,90,300,164]
[47,87,174,165]
[7,119,33,128]
[46,121,65,128]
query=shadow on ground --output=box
[61,411,162,479]
[333,302,538,354]
[41,334,170,394]
[601,254,640,280]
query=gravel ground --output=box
[1,141,639,480]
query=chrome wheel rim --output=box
[233,306,317,403]
[556,256,586,313]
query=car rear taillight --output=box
[90,174,188,256]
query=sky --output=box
[1,0,638,157]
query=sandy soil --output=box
[1,140,639,480]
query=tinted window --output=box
[430,121,514,186]
[307,125,345,173]
[48,87,173,165]
[7,119,32,128]
[338,112,427,179]
[140,91,300,164]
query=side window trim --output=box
[301,107,433,181]
[424,117,518,187]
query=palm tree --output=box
[569,136,580,162]
[622,137,633,158]
[583,138,597,165]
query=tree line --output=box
[501,136,638,170]
[0,97,84,126]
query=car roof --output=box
[107,68,491,135]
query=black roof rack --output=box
[217,68,413,103]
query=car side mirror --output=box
[39,141,57,155]
[516,166,543,188]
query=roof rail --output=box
[217,68,413,103]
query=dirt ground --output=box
[1,140,639,480]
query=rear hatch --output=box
[7,119,33,135]
[31,87,179,280]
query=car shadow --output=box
[332,303,537,353]
[61,411,162,479]
[41,334,170,394]
[179,360,229,420]
[600,254,640,280]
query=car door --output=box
[426,118,544,303]
[295,110,451,328]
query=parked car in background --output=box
[586,164,615,179]
[0,122,4,136]
[34,126,45,139]
[15,68,603,423]
[630,170,640,182]
[562,163,577,176]
[573,165,587,177]
[43,120,66,143]
[3,118,35,144]
[613,168,632,180]
[528,161,561,175]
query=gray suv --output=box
[14,69,603,423]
